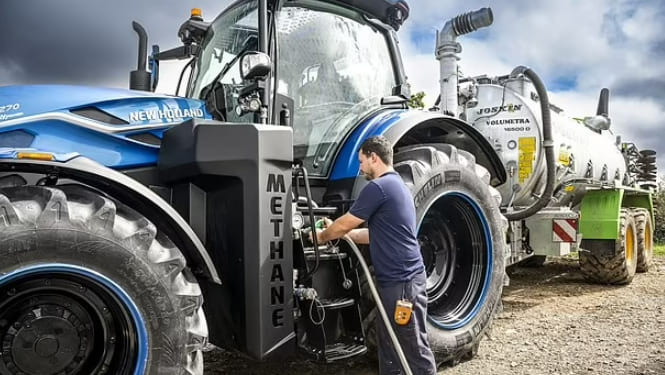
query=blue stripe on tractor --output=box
[0,264,149,375]
[0,85,210,124]
[330,108,409,181]
[0,119,160,168]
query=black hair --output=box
[359,136,393,165]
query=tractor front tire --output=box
[579,208,637,284]
[393,144,507,366]
[0,185,207,375]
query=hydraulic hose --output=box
[341,235,413,375]
[504,66,555,221]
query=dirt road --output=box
[204,255,665,374]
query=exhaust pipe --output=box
[436,8,493,117]
[596,88,609,117]
[130,21,152,91]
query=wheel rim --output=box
[417,192,492,330]
[0,264,148,375]
[626,224,635,266]
[645,219,653,258]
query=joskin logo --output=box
[129,108,204,122]
[476,104,522,115]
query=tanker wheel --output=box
[579,208,637,284]
[632,208,653,272]
[0,185,207,375]
[360,144,506,366]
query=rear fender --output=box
[326,110,506,205]
[0,156,221,284]
[331,110,506,186]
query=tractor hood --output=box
[0,85,210,126]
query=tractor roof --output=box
[328,0,409,30]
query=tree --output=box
[653,181,665,243]
[408,91,426,109]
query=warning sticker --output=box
[518,137,536,183]
[552,219,578,242]
[558,147,571,166]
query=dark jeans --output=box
[377,271,437,375]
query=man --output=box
[315,136,436,375]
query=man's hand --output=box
[309,217,333,243]
[314,213,364,244]
[317,217,333,230]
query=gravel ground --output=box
[204,255,665,374]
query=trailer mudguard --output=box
[0,156,221,284]
[579,188,654,240]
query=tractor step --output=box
[325,342,368,362]
[304,251,348,261]
[319,297,355,310]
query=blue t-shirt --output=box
[349,171,425,285]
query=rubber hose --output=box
[341,235,413,375]
[504,66,555,221]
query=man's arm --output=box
[348,228,369,244]
[317,213,365,243]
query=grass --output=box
[655,243,665,257]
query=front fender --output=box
[0,156,221,284]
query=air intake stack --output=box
[436,8,493,117]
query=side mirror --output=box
[240,52,271,81]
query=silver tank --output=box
[464,76,627,207]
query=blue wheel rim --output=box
[417,191,492,330]
[0,264,148,374]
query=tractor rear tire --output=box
[391,144,506,366]
[0,185,207,375]
[632,208,653,273]
[579,208,637,284]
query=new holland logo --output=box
[129,108,204,122]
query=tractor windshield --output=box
[278,4,395,175]
[190,1,259,123]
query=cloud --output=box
[397,0,665,170]
[1,0,663,170]
[0,0,230,88]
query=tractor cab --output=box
[144,0,410,176]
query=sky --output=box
[1,0,664,170]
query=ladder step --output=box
[319,297,355,310]
[325,342,368,362]
[304,251,348,261]
[303,244,332,252]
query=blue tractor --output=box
[0,1,507,373]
